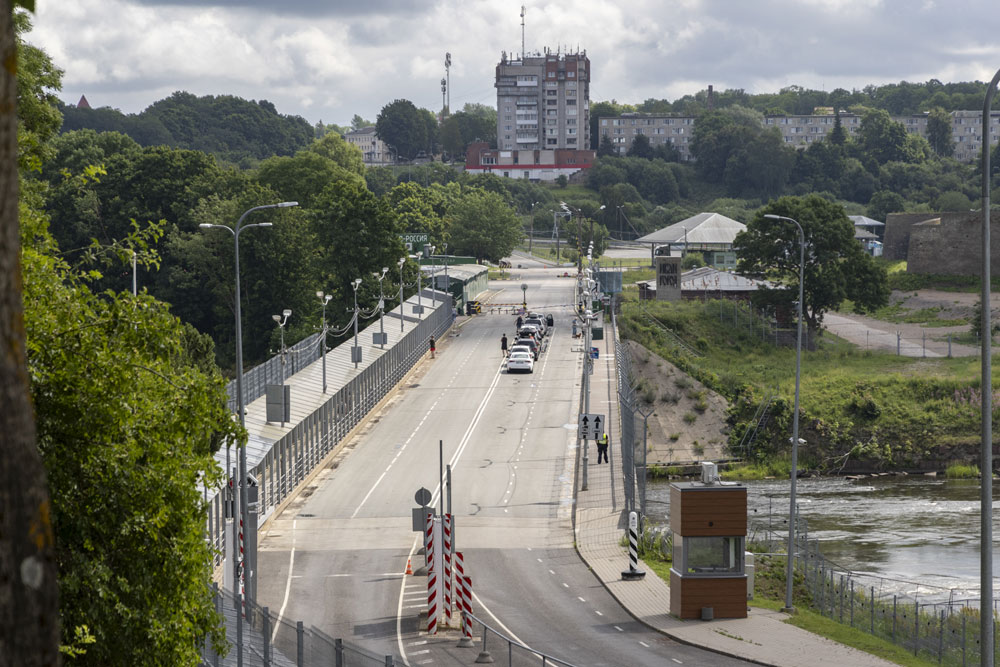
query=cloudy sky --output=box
[28,0,1000,126]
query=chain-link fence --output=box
[201,586,401,666]
[750,516,1000,666]
[613,305,638,517]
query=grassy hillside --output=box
[618,298,993,472]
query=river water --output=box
[647,475,1000,600]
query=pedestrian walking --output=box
[501,333,508,356]
[597,432,609,464]
[516,315,523,329]
[429,336,436,359]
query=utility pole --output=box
[445,53,451,114]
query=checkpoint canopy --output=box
[636,212,747,270]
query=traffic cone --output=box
[405,557,413,575]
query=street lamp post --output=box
[351,277,362,369]
[271,309,292,384]
[682,226,688,259]
[398,257,406,332]
[316,292,332,393]
[978,69,1000,666]
[199,200,298,667]
[373,267,389,349]
[428,246,437,306]
[763,213,805,614]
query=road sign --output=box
[414,487,432,506]
[578,413,605,440]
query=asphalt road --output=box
[257,265,747,666]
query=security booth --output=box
[669,463,747,620]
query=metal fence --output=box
[750,516,1000,666]
[226,332,325,414]
[462,611,577,667]
[200,586,401,666]
[206,299,453,571]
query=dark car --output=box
[514,337,539,359]
[545,313,554,327]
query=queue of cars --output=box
[506,312,553,373]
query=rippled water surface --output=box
[647,476,1000,597]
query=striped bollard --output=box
[426,512,437,634]
[455,550,474,648]
[239,516,246,617]
[443,514,453,624]
[621,511,646,580]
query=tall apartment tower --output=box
[495,49,590,151]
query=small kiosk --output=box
[669,463,748,620]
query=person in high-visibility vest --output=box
[597,432,609,464]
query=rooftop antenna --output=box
[444,52,451,113]
[520,5,525,59]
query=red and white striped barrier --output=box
[455,551,473,638]
[443,513,452,624]
[426,512,437,634]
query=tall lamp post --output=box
[316,292,332,392]
[520,283,528,310]
[373,267,389,349]
[199,200,298,667]
[351,278,362,369]
[763,213,805,614]
[681,226,688,259]
[978,68,1000,666]
[398,257,406,332]
[271,309,292,384]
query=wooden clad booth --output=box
[669,463,748,620]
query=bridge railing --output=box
[461,611,577,667]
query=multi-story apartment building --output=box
[599,115,697,160]
[600,110,1000,162]
[495,49,590,151]
[343,126,392,166]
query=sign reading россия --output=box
[400,232,429,250]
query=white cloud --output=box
[27,0,1000,125]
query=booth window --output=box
[677,536,743,576]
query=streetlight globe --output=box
[398,257,406,267]
[324,294,332,304]
[316,290,324,298]
[198,223,213,229]
[277,201,299,208]
[282,309,292,317]
[382,267,389,274]
[272,314,281,323]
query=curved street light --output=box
[978,68,1000,665]
[763,212,805,614]
[316,292,333,393]
[198,199,298,665]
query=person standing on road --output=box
[516,315,523,329]
[597,432,609,464]
[501,333,508,356]
[429,336,436,359]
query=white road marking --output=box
[577,596,586,603]
[271,519,296,642]
[350,470,388,518]
[639,641,650,648]
[562,582,569,588]
[548,569,555,575]
[614,626,623,632]
[407,640,428,646]
[410,649,430,655]
[404,604,425,609]
[672,658,683,664]
[595,610,603,616]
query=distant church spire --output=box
[77,95,91,109]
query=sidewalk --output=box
[572,325,897,667]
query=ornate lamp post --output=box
[373,267,389,349]
[398,257,406,332]
[351,278,362,369]
[316,292,332,392]
[271,309,292,384]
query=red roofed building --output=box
[77,95,91,109]
[464,141,594,182]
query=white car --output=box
[507,350,534,373]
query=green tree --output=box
[446,189,523,262]
[866,190,906,222]
[926,107,954,157]
[829,110,847,146]
[597,134,617,157]
[626,133,654,158]
[351,114,373,130]
[375,99,427,160]
[735,194,889,341]
[857,108,909,164]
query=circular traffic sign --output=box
[414,487,432,506]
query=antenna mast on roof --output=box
[520,5,525,59]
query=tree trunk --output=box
[0,1,60,664]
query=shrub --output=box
[683,412,697,424]
[945,463,979,479]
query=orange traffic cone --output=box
[405,557,413,575]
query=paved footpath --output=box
[573,320,897,667]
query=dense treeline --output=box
[60,91,315,166]
[577,103,1000,242]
